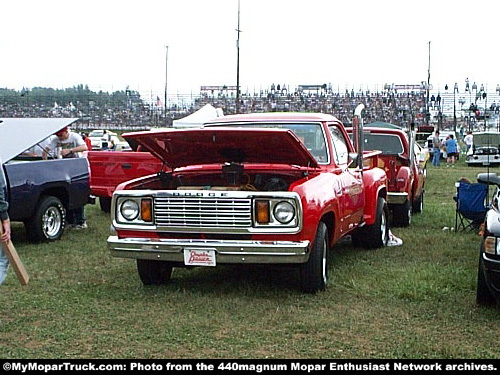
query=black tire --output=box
[99,197,112,213]
[359,197,389,249]
[137,259,173,285]
[476,244,496,305]
[393,199,411,227]
[413,191,424,214]
[300,222,328,293]
[25,196,66,243]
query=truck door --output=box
[328,125,364,233]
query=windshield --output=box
[361,133,404,155]
[89,130,104,137]
[209,123,329,163]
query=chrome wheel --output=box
[43,206,63,238]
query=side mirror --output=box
[348,152,358,167]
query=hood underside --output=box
[123,127,319,170]
[0,118,79,163]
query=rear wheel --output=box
[393,199,411,227]
[137,259,173,285]
[25,196,66,243]
[355,197,389,249]
[413,191,424,213]
[99,197,112,213]
[300,222,328,293]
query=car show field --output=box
[0,157,499,359]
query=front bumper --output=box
[108,236,310,264]
[466,156,500,166]
[481,252,500,300]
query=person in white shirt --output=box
[464,131,473,153]
[43,126,87,159]
[43,127,89,229]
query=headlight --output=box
[120,199,139,221]
[273,201,295,224]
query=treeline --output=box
[0,84,144,111]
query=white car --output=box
[88,129,117,150]
[466,132,500,166]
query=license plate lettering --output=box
[184,249,216,267]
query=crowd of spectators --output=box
[196,85,427,128]
[0,84,468,130]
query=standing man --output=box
[0,157,11,285]
[44,126,89,229]
[464,131,473,153]
[431,130,442,167]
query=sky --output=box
[2,0,500,102]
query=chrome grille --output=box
[154,196,252,228]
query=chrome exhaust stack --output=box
[353,104,365,174]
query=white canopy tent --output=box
[172,104,223,128]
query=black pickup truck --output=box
[0,118,91,242]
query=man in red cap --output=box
[44,126,89,229]
[44,126,88,159]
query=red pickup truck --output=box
[88,149,161,212]
[346,126,425,226]
[107,108,389,293]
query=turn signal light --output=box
[141,199,153,222]
[484,236,496,255]
[255,200,270,224]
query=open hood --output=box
[473,132,500,148]
[0,118,79,163]
[123,127,319,170]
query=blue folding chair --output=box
[454,180,488,232]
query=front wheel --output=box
[25,196,66,243]
[137,259,173,285]
[476,244,496,306]
[300,222,329,293]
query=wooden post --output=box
[0,225,29,285]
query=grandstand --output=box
[1,84,498,132]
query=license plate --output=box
[184,248,216,267]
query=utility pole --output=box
[165,45,169,126]
[426,41,431,127]
[236,0,241,114]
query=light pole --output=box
[235,0,241,114]
[496,85,500,131]
[453,82,458,132]
[480,84,487,130]
[459,97,465,130]
[165,45,169,126]
[471,82,477,132]
[426,41,431,126]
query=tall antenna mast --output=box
[165,45,169,126]
[236,0,241,114]
[426,41,431,127]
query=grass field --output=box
[1,157,499,359]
